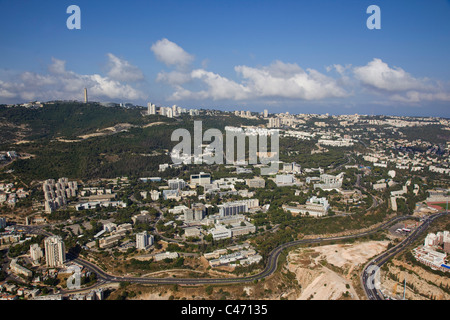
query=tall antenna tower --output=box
[84,88,88,103]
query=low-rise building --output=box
[154,251,179,261]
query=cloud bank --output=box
[0,56,146,102]
[152,39,450,105]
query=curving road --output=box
[63,214,426,289]
[361,211,448,300]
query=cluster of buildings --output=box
[75,200,127,211]
[234,110,259,119]
[166,198,258,240]
[264,112,449,181]
[0,182,28,206]
[426,189,449,209]
[140,190,161,201]
[87,223,133,249]
[208,215,256,240]
[204,243,262,267]
[0,284,41,300]
[75,184,128,211]
[412,231,450,272]
[43,178,78,213]
[282,196,330,217]
[66,288,104,301]
[183,203,207,222]
[318,138,354,147]
[147,102,199,118]
[312,173,344,190]
[0,223,26,246]
[361,139,449,176]
[389,180,420,211]
[9,258,33,278]
[275,174,299,186]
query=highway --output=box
[361,211,449,300]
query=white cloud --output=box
[48,57,67,75]
[353,58,450,103]
[0,80,17,98]
[168,60,349,101]
[390,91,450,103]
[168,69,251,101]
[156,70,192,86]
[151,40,350,102]
[0,57,146,102]
[353,58,426,92]
[106,53,144,82]
[327,64,352,76]
[235,61,349,100]
[151,38,194,69]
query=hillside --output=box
[0,102,266,182]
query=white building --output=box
[281,162,301,174]
[190,172,211,186]
[275,174,295,186]
[218,199,259,217]
[10,259,33,277]
[184,227,201,238]
[246,177,265,188]
[313,173,344,190]
[30,243,43,263]
[282,196,330,217]
[373,182,387,191]
[168,178,187,190]
[210,226,232,240]
[154,251,179,261]
[148,190,160,201]
[44,236,66,268]
[136,231,153,250]
[147,102,156,115]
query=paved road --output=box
[62,214,422,289]
[361,211,448,300]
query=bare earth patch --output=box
[287,241,390,300]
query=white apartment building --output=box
[30,243,43,262]
[44,236,66,268]
[136,231,153,250]
[147,102,156,115]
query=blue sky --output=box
[0,0,449,117]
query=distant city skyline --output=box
[0,0,449,117]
